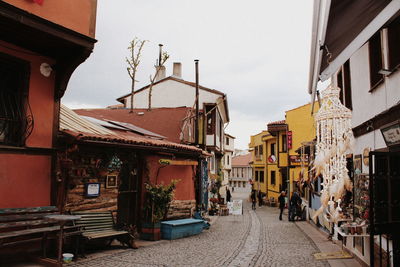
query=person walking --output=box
[251,190,256,210]
[278,191,286,220]
[226,187,232,203]
[289,191,301,221]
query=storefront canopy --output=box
[308,0,400,96]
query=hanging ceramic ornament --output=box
[312,85,354,222]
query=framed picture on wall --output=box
[85,183,100,197]
[354,154,362,174]
[106,175,118,188]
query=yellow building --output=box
[285,102,319,201]
[248,102,319,202]
[249,131,268,194]
[265,121,288,200]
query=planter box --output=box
[141,222,161,241]
[161,219,204,240]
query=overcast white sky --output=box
[63,0,316,149]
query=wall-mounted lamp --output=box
[40,63,53,77]
[380,121,400,147]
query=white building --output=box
[222,133,235,189]
[116,63,230,177]
[229,153,252,193]
[309,1,400,266]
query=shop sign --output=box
[287,131,293,150]
[380,121,400,147]
[85,183,100,197]
[289,154,309,165]
[159,159,198,166]
[228,199,243,215]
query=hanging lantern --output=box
[312,85,354,222]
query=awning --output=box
[308,0,400,96]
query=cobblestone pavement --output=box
[71,195,328,267]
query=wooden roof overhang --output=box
[58,132,206,159]
[0,1,97,99]
[267,124,287,136]
[308,0,399,108]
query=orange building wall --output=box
[0,154,51,208]
[3,0,97,37]
[0,41,55,148]
[145,155,196,201]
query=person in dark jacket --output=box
[289,191,301,221]
[278,191,286,220]
[251,190,256,210]
[226,187,232,203]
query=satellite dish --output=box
[40,63,52,77]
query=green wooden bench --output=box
[0,206,81,260]
[72,211,131,255]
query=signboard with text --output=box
[287,131,292,150]
[289,154,309,165]
[229,200,243,215]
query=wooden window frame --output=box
[206,106,215,135]
[270,143,276,156]
[0,52,31,147]
[368,32,384,91]
[281,134,287,152]
[387,15,400,72]
[336,60,353,110]
[271,170,276,185]
[259,170,264,183]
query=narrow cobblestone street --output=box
[71,193,328,267]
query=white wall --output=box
[224,135,235,153]
[350,44,400,127]
[206,135,214,146]
[123,79,221,110]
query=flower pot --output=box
[141,222,161,241]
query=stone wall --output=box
[166,200,196,220]
[64,152,120,217]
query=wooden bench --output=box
[72,211,131,254]
[161,219,204,240]
[0,206,81,262]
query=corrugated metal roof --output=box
[60,104,116,136]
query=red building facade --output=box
[0,0,97,208]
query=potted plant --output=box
[141,180,178,241]
[209,197,219,216]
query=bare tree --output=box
[126,38,146,113]
[148,44,169,110]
